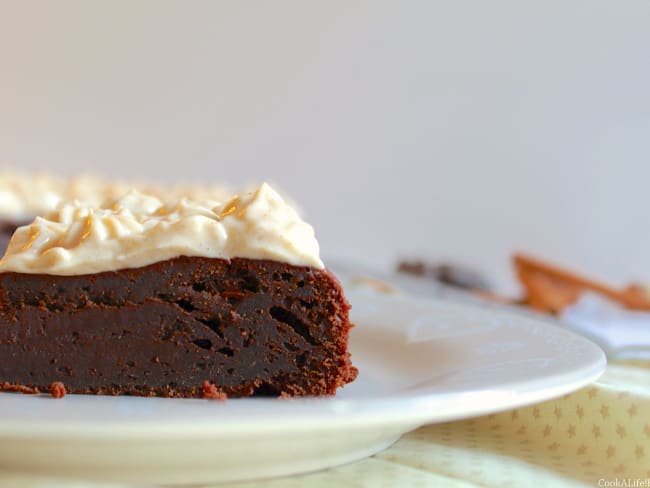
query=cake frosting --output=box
[160,181,236,204]
[63,175,138,208]
[0,171,236,221]
[0,172,64,221]
[66,175,235,208]
[0,183,323,275]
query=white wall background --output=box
[0,1,649,292]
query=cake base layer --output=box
[0,257,357,397]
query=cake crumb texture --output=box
[0,382,40,394]
[202,380,227,401]
[0,257,357,398]
[49,381,66,399]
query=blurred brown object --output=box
[397,260,491,291]
[514,253,650,314]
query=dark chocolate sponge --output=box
[0,257,357,398]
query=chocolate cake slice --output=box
[0,184,357,397]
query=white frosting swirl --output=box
[0,171,236,220]
[66,175,235,208]
[0,183,323,275]
[0,172,64,220]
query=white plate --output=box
[0,289,606,485]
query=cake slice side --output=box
[0,183,357,398]
[0,257,357,397]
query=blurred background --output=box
[0,1,649,292]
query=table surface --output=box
[1,362,647,488]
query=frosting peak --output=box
[0,183,323,275]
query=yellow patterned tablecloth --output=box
[224,363,649,488]
[1,363,647,487]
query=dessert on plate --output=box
[0,183,357,398]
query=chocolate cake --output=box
[0,184,357,398]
